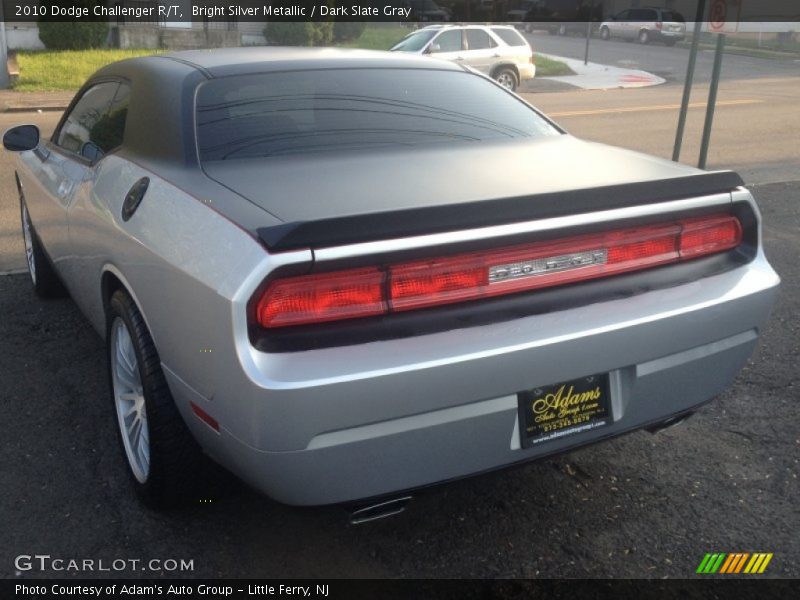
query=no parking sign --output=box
[706,0,742,33]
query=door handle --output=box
[57,180,72,198]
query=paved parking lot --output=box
[1,67,798,579]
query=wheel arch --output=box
[491,63,520,83]
[101,265,157,347]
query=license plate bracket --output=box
[518,374,612,448]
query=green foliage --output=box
[265,22,334,47]
[38,22,108,50]
[38,2,108,51]
[333,22,367,43]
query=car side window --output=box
[432,30,462,53]
[90,83,131,156]
[56,82,126,161]
[465,29,497,50]
[630,9,653,20]
[615,10,630,20]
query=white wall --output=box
[5,24,44,50]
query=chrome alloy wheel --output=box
[110,317,150,483]
[495,71,516,90]
[21,203,36,285]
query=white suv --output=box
[600,7,687,46]
[391,25,536,91]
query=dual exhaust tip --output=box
[348,495,413,525]
[346,412,695,523]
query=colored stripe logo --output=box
[696,553,773,574]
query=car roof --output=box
[84,47,468,167]
[95,46,463,82]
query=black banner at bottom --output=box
[4,579,794,600]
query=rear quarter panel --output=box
[65,155,273,400]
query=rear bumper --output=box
[655,30,685,41]
[518,62,536,81]
[168,250,779,505]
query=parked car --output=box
[4,48,778,513]
[402,0,451,21]
[391,24,535,91]
[600,7,686,45]
[514,0,603,34]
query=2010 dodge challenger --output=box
[4,48,779,511]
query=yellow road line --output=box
[549,99,764,118]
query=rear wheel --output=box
[107,289,203,508]
[639,29,651,44]
[19,195,65,298]
[493,67,518,92]
[665,39,677,47]
[557,24,568,36]
[600,26,610,41]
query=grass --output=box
[535,55,576,77]
[13,28,574,92]
[14,49,163,92]
[339,25,409,50]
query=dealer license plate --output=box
[518,374,612,448]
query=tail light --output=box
[254,214,742,329]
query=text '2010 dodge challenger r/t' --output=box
[4,48,779,512]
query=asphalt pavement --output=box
[1,58,798,579]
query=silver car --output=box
[3,48,778,511]
[391,24,536,91]
[600,7,687,45]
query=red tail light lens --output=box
[255,214,742,328]
[256,267,386,328]
[679,215,742,258]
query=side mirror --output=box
[3,124,40,152]
[427,43,442,54]
[81,140,104,163]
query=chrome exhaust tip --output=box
[646,412,694,434]
[349,496,413,525]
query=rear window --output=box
[195,69,559,161]
[660,11,684,22]
[491,27,529,47]
[390,29,437,52]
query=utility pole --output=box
[0,2,10,89]
[672,0,706,162]
[583,0,595,66]
[698,33,726,169]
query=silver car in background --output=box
[391,24,536,90]
[3,48,778,511]
[600,7,687,45]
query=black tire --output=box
[19,193,66,298]
[665,39,677,47]
[107,289,204,508]
[639,29,651,44]
[600,26,610,41]
[493,67,519,92]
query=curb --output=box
[2,105,68,113]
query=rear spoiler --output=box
[257,171,744,252]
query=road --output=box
[526,30,800,84]
[1,66,798,579]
